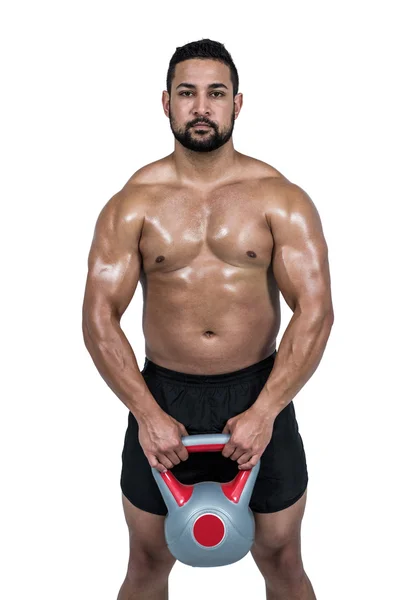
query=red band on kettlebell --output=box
[160,471,194,506]
[221,469,252,503]
[186,443,225,453]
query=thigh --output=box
[121,492,175,567]
[120,411,169,515]
[251,487,308,555]
[249,401,308,513]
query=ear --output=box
[233,92,243,119]
[162,90,170,118]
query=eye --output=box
[178,91,225,98]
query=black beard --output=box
[169,109,235,153]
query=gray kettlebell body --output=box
[151,433,260,568]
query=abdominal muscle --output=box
[141,267,280,375]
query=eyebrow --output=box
[176,82,229,91]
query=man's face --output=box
[165,59,241,153]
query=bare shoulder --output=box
[125,154,174,188]
[237,153,320,220]
[259,176,328,265]
[236,152,284,180]
[255,174,322,233]
[99,155,173,226]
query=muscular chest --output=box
[139,187,274,273]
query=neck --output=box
[171,140,238,187]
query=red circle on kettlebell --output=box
[193,514,225,547]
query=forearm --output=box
[253,308,334,419]
[82,317,160,422]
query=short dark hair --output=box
[166,38,239,97]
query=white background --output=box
[1,1,399,598]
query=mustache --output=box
[189,120,215,128]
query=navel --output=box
[246,250,257,258]
[155,255,165,263]
[203,331,215,338]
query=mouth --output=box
[192,123,211,128]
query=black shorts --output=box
[120,351,308,515]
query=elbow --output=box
[82,298,105,346]
[82,309,120,348]
[319,304,334,325]
[82,296,92,345]
[82,317,107,355]
[296,301,335,330]
[318,308,335,328]
[82,317,95,349]
[319,307,335,339]
[81,307,102,348]
[323,312,334,341]
[308,308,335,344]
[324,302,335,326]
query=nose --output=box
[192,93,211,118]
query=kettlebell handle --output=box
[151,433,260,506]
[151,433,261,508]
[181,433,231,453]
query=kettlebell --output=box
[151,433,260,568]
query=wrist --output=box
[251,393,280,422]
[129,392,163,424]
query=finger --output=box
[149,455,170,473]
[156,453,175,470]
[176,444,189,461]
[236,451,253,464]
[238,456,260,470]
[179,423,189,436]
[222,443,235,458]
[228,450,243,461]
[229,446,252,461]
[165,450,182,466]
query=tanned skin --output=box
[82,57,332,600]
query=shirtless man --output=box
[82,39,334,600]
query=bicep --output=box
[83,189,144,324]
[268,183,333,315]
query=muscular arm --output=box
[82,184,160,421]
[254,181,334,418]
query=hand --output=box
[138,409,189,473]
[222,405,275,470]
